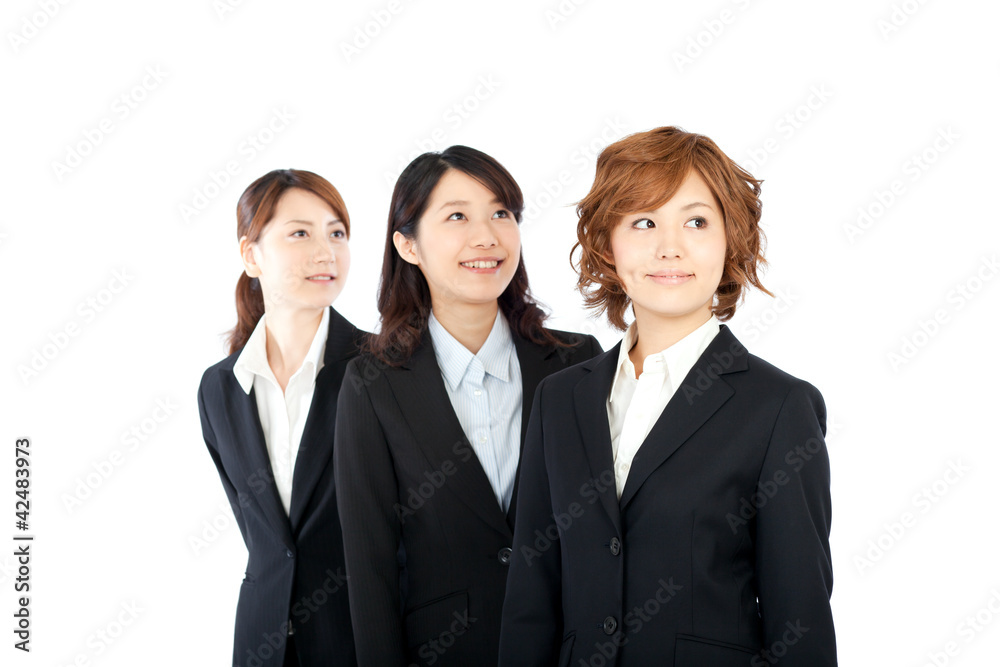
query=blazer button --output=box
[498,547,512,565]
[602,616,618,635]
[609,537,621,556]
[286,549,294,558]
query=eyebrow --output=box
[437,198,502,211]
[680,201,715,211]
[283,218,343,225]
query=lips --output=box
[460,257,503,269]
[306,274,336,281]
[647,270,693,285]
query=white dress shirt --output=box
[233,307,329,515]
[427,309,522,513]
[606,314,721,498]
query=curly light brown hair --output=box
[572,126,772,330]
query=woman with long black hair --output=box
[334,145,601,666]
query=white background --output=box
[2,0,998,665]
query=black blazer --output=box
[197,307,361,667]
[499,324,837,667]
[333,327,601,667]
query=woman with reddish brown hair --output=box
[333,145,601,667]
[198,169,361,667]
[500,127,837,666]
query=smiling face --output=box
[608,169,727,331]
[394,168,520,308]
[240,187,350,314]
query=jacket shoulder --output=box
[742,351,823,402]
[539,343,615,393]
[543,326,603,350]
[198,346,241,394]
[341,351,399,393]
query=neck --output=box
[263,305,326,378]
[628,307,712,374]
[431,300,499,355]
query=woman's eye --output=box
[447,212,466,221]
[632,218,654,229]
[493,209,510,219]
[685,217,708,229]
[331,230,346,239]
[291,230,307,237]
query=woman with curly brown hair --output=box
[500,127,837,666]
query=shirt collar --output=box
[427,308,514,391]
[608,314,721,402]
[232,307,330,394]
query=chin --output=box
[456,289,505,305]
[637,300,708,320]
[298,298,335,311]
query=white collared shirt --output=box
[427,309,522,513]
[606,315,721,498]
[233,307,330,515]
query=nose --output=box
[470,216,499,249]
[654,224,682,259]
[313,235,334,263]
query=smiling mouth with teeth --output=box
[460,260,501,269]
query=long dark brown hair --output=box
[366,145,566,365]
[226,169,351,355]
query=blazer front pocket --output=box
[404,590,471,650]
[674,633,756,666]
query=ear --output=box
[239,235,262,278]
[393,231,420,266]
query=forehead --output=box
[656,170,717,209]
[429,169,499,205]
[625,168,721,216]
[272,187,338,220]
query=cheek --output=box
[711,237,728,274]
[694,234,726,272]
[336,245,351,273]
[608,234,639,278]
[416,226,457,264]
[502,228,521,265]
[413,242,451,282]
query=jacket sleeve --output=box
[755,380,838,666]
[499,377,563,666]
[197,373,249,544]
[334,358,408,667]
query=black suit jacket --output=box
[333,327,601,667]
[499,324,837,667]
[197,307,361,667]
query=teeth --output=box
[462,260,499,269]
[308,276,332,280]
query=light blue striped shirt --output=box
[427,309,522,513]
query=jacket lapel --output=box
[618,325,748,509]
[219,373,296,551]
[573,345,623,534]
[387,335,512,538]
[288,307,361,532]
